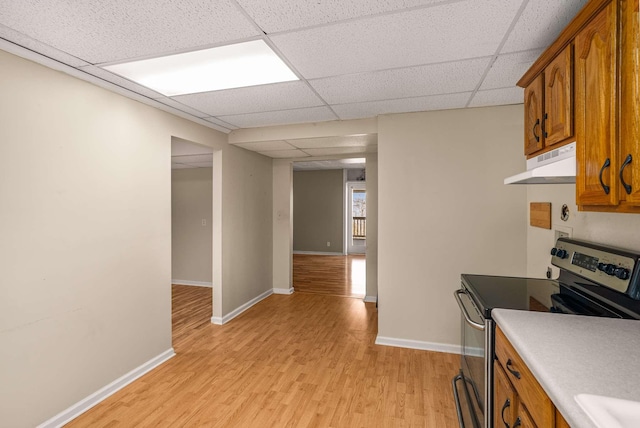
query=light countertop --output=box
[492,309,640,428]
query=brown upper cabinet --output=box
[524,75,544,155]
[618,0,640,206]
[523,47,573,157]
[518,0,640,213]
[545,48,574,148]
[575,2,618,206]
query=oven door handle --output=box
[454,289,486,331]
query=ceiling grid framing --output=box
[0,0,589,157]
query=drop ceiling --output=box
[0,0,587,158]
[171,139,213,169]
[293,159,366,171]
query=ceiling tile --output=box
[154,97,209,118]
[257,149,310,159]
[501,0,588,53]
[270,0,521,79]
[171,154,213,164]
[0,0,261,64]
[310,58,490,104]
[0,23,90,67]
[303,147,372,156]
[202,117,238,130]
[287,135,377,149]
[480,49,544,90]
[78,65,165,98]
[332,92,472,120]
[218,106,337,128]
[234,141,297,151]
[236,0,444,33]
[173,81,324,116]
[468,87,523,108]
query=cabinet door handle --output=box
[501,398,511,428]
[620,154,632,195]
[533,119,540,142]
[599,158,611,195]
[513,417,522,428]
[541,113,548,138]
[506,359,521,379]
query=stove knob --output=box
[550,248,558,256]
[597,262,606,272]
[605,264,617,275]
[556,249,568,259]
[615,268,630,280]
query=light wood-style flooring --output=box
[293,254,366,298]
[171,284,213,351]
[67,287,459,427]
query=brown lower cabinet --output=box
[494,326,570,427]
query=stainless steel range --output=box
[452,238,640,428]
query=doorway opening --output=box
[291,158,366,298]
[347,182,366,255]
[170,137,218,350]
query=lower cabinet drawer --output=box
[495,326,555,427]
[514,404,537,428]
[495,362,538,428]
[494,361,516,428]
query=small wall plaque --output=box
[530,202,552,229]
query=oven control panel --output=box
[550,238,637,295]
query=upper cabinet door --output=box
[524,75,544,156]
[620,0,640,204]
[544,47,573,147]
[576,2,618,206]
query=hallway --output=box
[293,254,366,298]
[67,291,458,427]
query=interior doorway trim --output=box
[346,181,366,255]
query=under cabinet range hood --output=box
[504,142,576,185]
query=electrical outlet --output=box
[555,226,573,241]
[201,219,207,226]
[326,241,331,247]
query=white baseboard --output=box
[273,287,294,295]
[171,279,212,287]
[210,289,273,325]
[375,336,461,355]
[363,295,377,303]
[37,348,175,428]
[293,251,344,255]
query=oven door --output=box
[453,287,491,428]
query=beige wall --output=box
[365,153,378,299]
[0,49,272,427]
[527,184,640,282]
[377,105,528,349]
[220,147,273,315]
[272,160,293,291]
[293,169,344,253]
[171,168,213,284]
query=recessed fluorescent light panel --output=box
[102,40,298,96]
[342,158,366,164]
